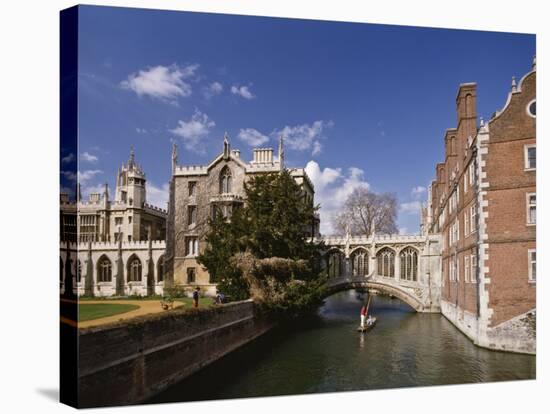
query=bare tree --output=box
[333,188,398,236]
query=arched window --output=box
[219,166,232,194]
[351,249,369,277]
[157,255,165,283]
[97,256,112,282]
[77,260,82,283]
[377,248,395,278]
[400,247,418,281]
[128,256,142,282]
[327,250,345,278]
[60,257,64,283]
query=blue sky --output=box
[62,5,535,235]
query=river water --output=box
[149,291,535,404]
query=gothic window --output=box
[219,167,232,194]
[60,257,64,283]
[351,249,369,277]
[327,250,345,278]
[185,237,199,256]
[188,205,197,226]
[399,247,418,281]
[128,256,142,282]
[157,255,165,283]
[377,248,395,278]
[188,181,197,196]
[98,256,112,282]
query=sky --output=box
[61,5,535,236]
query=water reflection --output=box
[149,291,535,404]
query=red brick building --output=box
[424,58,536,354]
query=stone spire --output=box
[533,55,536,70]
[128,145,135,169]
[511,76,517,92]
[171,142,178,175]
[103,182,109,202]
[278,134,285,170]
[223,132,230,160]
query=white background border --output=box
[0,1,546,413]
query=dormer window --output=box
[219,167,232,194]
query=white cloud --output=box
[305,160,370,235]
[78,169,103,184]
[80,152,98,163]
[399,227,409,235]
[146,182,169,209]
[169,109,215,152]
[231,84,254,99]
[237,128,269,147]
[411,186,427,197]
[121,64,199,102]
[204,81,223,99]
[61,153,74,164]
[272,120,333,156]
[136,127,147,134]
[400,201,423,215]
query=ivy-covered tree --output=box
[197,169,324,306]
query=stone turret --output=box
[115,147,146,207]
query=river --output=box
[149,291,536,404]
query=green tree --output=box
[197,170,324,306]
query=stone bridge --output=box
[316,233,442,313]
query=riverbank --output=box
[77,299,274,408]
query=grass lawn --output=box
[78,303,140,322]
[79,296,213,308]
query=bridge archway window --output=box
[128,255,142,282]
[351,249,369,277]
[327,250,345,278]
[97,255,112,282]
[377,248,395,278]
[219,166,232,194]
[400,247,418,281]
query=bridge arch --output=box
[324,279,424,312]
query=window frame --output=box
[526,192,536,226]
[470,254,477,284]
[524,144,536,171]
[464,255,470,283]
[528,249,536,283]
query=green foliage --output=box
[197,170,324,311]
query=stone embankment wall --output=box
[77,300,273,407]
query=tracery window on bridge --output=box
[351,248,369,277]
[399,247,418,281]
[97,255,112,282]
[327,250,345,278]
[377,248,395,278]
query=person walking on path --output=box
[193,287,200,308]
